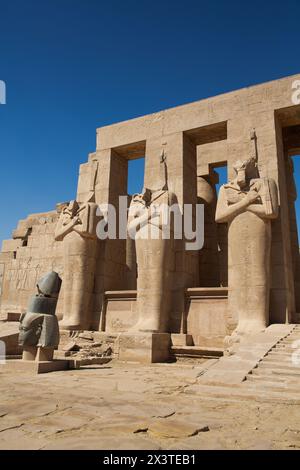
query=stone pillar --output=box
[274,118,296,323]
[197,171,220,287]
[226,111,292,326]
[77,150,129,330]
[144,133,198,334]
[125,233,137,290]
[93,149,128,328]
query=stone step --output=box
[247,373,286,383]
[257,360,300,371]
[259,382,300,391]
[273,346,298,353]
[278,339,300,345]
[279,333,300,338]
[187,383,300,403]
[268,350,294,357]
[282,330,299,334]
[244,380,300,394]
[171,346,223,358]
[263,355,295,363]
[247,382,299,396]
[266,355,295,362]
[246,373,300,386]
[252,366,300,378]
[276,337,299,343]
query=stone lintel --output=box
[96,74,300,151]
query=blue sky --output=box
[0,0,300,243]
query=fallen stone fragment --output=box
[62,341,80,352]
[78,332,94,341]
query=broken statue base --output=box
[117,333,171,363]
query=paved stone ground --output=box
[0,359,300,450]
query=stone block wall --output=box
[0,209,64,318]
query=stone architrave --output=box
[215,155,278,337]
[55,200,99,330]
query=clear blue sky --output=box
[0,0,300,243]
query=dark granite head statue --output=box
[37,271,62,298]
[19,271,62,348]
[19,313,44,347]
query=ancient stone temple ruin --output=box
[1,74,300,362]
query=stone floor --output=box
[1,358,300,450]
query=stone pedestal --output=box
[22,345,55,362]
[36,347,54,361]
[22,346,37,361]
[117,333,171,363]
[171,333,194,347]
[3,359,70,374]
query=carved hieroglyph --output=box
[55,200,99,330]
[215,154,278,336]
[128,187,174,333]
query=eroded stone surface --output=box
[0,360,300,450]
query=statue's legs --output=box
[134,237,171,333]
[60,232,97,330]
[228,212,271,335]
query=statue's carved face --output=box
[236,167,247,189]
[132,193,145,205]
[19,315,43,347]
[61,200,80,224]
[132,189,151,206]
[64,200,79,216]
[233,158,257,189]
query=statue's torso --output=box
[225,179,263,206]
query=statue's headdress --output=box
[233,129,259,179]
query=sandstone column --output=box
[84,150,128,329]
[144,133,198,334]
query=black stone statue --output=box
[19,271,62,361]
